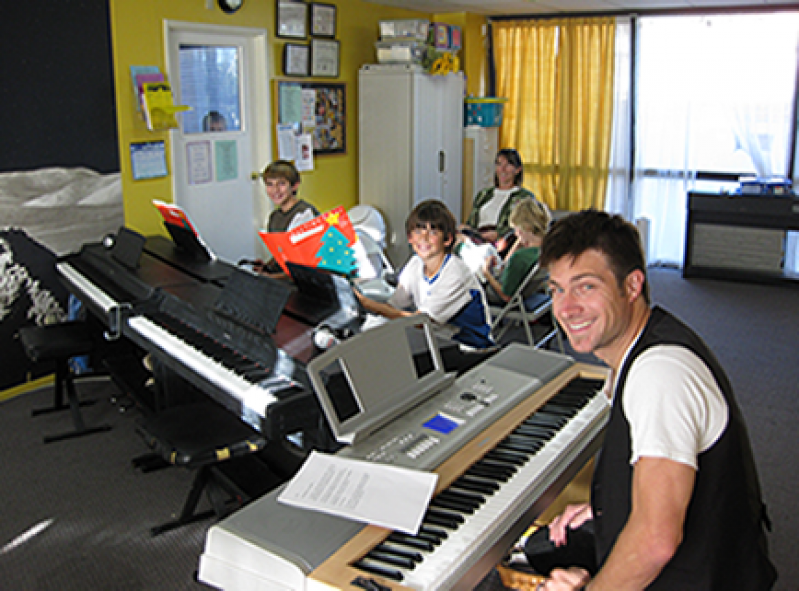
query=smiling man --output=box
[525,210,776,591]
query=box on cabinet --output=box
[464,97,508,127]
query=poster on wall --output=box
[276,81,346,155]
[186,141,212,185]
[215,140,238,182]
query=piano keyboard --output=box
[345,377,607,589]
[198,363,609,591]
[127,305,299,429]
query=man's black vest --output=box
[591,306,776,590]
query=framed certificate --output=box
[283,43,309,77]
[310,38,339,78]
[310,3,336,38]
[276,0,308,39]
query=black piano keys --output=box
[351,376,604,582]
[148,307,274,383]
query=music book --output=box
[258,206,358,276]
[152,200,214,260]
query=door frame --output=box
[163,20,272,257]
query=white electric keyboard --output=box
[198,349,609,591]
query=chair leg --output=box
[150,466,216,536]
[39,360,112,444]
[30,360,95,417]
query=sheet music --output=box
[277,451,438,535]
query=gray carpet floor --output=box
[0,266,796,590]
[0,378,213,590]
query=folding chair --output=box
[488,263,564,353]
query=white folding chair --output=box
[488,263,564,353]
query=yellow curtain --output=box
[492,18,616,211]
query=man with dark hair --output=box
[527,209,776,590]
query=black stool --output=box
[18,321,112,444]
[134,400,270,536]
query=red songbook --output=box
[153,199,198,235]
[259,206,358,276]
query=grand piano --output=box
[198,316,610,590]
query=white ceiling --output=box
[362,0,797,16]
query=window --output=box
[631,13,799,265]
[178,44,242,134]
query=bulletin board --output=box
[276,81,346,155]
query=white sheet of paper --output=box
[277,451,438,535]
[277,124,297,161]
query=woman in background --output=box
[462,148,537,247]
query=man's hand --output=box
[548,503,593,547]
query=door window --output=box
[178,44,242,134]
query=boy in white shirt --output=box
[356,199,494,350]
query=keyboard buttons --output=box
[401,435,440,459]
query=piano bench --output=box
[134,400,269,536]
[18,321,112,444]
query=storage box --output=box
[432,22,451,49]
[464,97,508,127]
[379,19,430,41]
[375,40,429,65]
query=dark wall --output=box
[0,0,119,173]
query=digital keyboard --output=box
[198,355,610,591]
[57,239,312,432]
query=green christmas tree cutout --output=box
[315,225,357,275]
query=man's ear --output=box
[444,233,454,249]
[626,268,646,302]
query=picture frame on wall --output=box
[283,43,309,77]
[310,38,339,78]
[276,0,308,39]
[310,3,337,38]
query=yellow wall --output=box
[109,0,486,236]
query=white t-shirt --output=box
[618,345,729,470]
[389,254,485,325]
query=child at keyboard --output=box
[355,199,494,351]
[252,160,319,278]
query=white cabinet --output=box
[358,65,464,268]
[462,126,499,221]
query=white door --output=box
[165,22,272,264]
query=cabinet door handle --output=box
[439,150,445,173]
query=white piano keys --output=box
[395,392,608,590]
[127,315,276,420]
